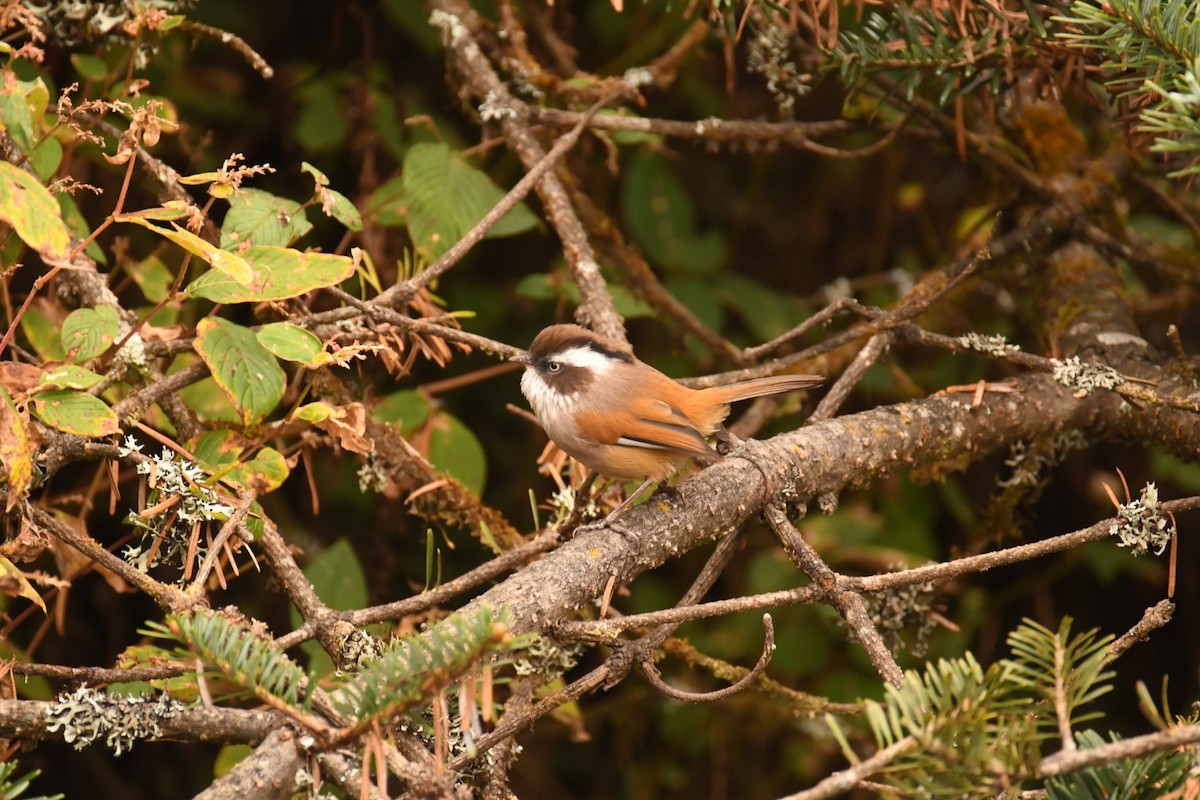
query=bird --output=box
[511,324,823,523]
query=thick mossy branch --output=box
[332,606,510,731]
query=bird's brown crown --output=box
[526,324,634,364]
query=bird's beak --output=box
[510,352,531,365]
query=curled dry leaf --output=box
[0,361,44,394]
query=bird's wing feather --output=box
[576,398,716,459]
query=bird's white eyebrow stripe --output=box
[552,346,617,374]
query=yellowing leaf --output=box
[184,246,357,304]
[121,215,253,284]
[0,553,46,613]
[190,429,291,493]
[30,390,120,437]
[292,401,373,454]
[0,386,34,511]
[0,161,71,262]
[194,318,285,426]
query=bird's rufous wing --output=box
[576,397,716,458]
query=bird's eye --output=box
[546,360,562,373]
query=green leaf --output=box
[127,255,175,303]
[323,188,363,231]
[0,161,71,262]
[621,150,726,273]
[0,80,36,158]
[715,273,799,341]
[428,412,486,496]
[190,429,244,473]
[30,390,120,437]
[61,305,121,361]
[38,365,104,391]
[402,142,540,259]
[365,174,407,228]
[18,308,66,361]
[220,188,312,249]
[175,359,240,424]
[71,53,111,81]
[214,744,253,778]
[255,322,323,364]
[301,162,330,186]
[295,78,350,153]
[185,246,357,303]
[193,318,286,426]
[306,539,368,611]
[234,447,289,493]
[30,136,62,183]
[121,216,253,284]
[57,193,105,264]
[372,389,430,434]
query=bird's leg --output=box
[713,426,743,456]
[574,477,657,536]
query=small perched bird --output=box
[512,324,823,520]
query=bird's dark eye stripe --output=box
[584,340,634,363]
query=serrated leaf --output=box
[39,365,104,391]
[256,322,323,364]
[31,390,120,436]
[121,215,253,284]
[194,318,285,426]
[184,246,356,303]
[0,161,71,262]
[403,142,540,259]
[0,386,33,511]
[221,188,312,249]
[0,554,46,614]
[61,305,121,361]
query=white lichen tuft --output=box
[1051,356,1125,396]
[428,10,467,46]
[46,686,183,756]
[479,90,516,122]
[958,332,1021,356]
[1110,483,1174,557]
[622,67,654,88]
